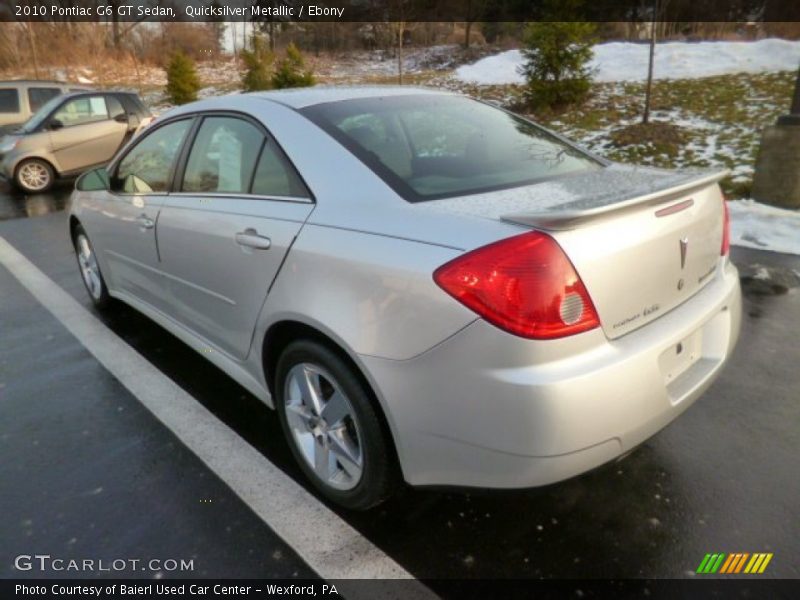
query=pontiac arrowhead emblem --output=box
[679,237,689,269]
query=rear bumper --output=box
[361,258,742,488]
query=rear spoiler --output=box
[502,169,729,231]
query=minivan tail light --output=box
[433,231,600,339]
[721,199,731,256]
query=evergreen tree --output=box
[165,51,200,105]
[241,34,274,92]
[271,43,315,90]
[518,14,596,110]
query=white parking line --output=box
[0,235,435,599]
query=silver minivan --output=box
[0,80,90,134]
[0,90,153,193]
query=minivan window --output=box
[28,87,61,113]
[52,95,108,127]
[182,117,263,194]
[19,95,63,132]
[115,119,191,193]
[0,89,20,113]
[302,95,601,202]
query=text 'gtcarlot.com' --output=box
[13,554,194,573]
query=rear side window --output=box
[0,89,20,113]
[251,142,310,198]
[106,96,125,121]
[115,119,191,193]
[182,117,263,194]
[120,94,148,116]
[28,87,61,113]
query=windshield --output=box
[20,94,65,133]
[302,95,601,202]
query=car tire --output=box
[15,158,55,193]
[275,339,397,510]
[72,224,112,310]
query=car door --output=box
[47,94,127,173]
[80,118,193,310]
[156,114,314,361]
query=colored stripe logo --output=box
[696,552,773,574]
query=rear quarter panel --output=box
[256,223,478,361]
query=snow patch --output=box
[729,200,800,256]
[455,39,800,85]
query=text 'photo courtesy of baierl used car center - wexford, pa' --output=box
[1,1,800,599]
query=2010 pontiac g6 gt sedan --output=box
[69,87,741,509]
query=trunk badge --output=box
[679,237,689,269]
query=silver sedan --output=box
[69,87,741,509]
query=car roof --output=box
[58,90,137,99]
[248,85,456,109]
[0,80,89,87]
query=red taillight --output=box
[433,231,600,340]
[721,199,731,256]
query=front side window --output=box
[0,89,20,113]
[114,119,191,193]
[52,96,109,127]
[182,117,264,194]
[303,95,601,202]
[28,87,61,113]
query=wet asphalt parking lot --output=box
[0,181,798,590]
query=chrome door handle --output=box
[136,214,154,229]
[235,229,271,250]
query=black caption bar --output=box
[2,0,800,23]
[4,579,800,600]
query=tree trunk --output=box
[130,50,142,94]
[112,4,121,52]
[268,22,276,52]
[643,10,657,125]
[397,23,404,85]
[231,21,237,65]
[26,24,41,79]
[465,21,473,49]
[790,65,800,115]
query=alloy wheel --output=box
[76,234,103,300]
[18,161,51,192]
[283,362,364,491]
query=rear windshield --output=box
[302,95,601,202]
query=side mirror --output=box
[114,113,129,124]
[76,167,110,192]
[49,118,64,131]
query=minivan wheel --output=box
[15,158,54,193]
[275,340,396,510]
[73,225,111,309]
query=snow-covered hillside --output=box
[455,39,800,85]
[729,200,800,256]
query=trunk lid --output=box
[423,164,728,339]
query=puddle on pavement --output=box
[0,183,72,221]
[740,264,797,298]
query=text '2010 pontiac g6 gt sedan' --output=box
[69,87,741,509]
